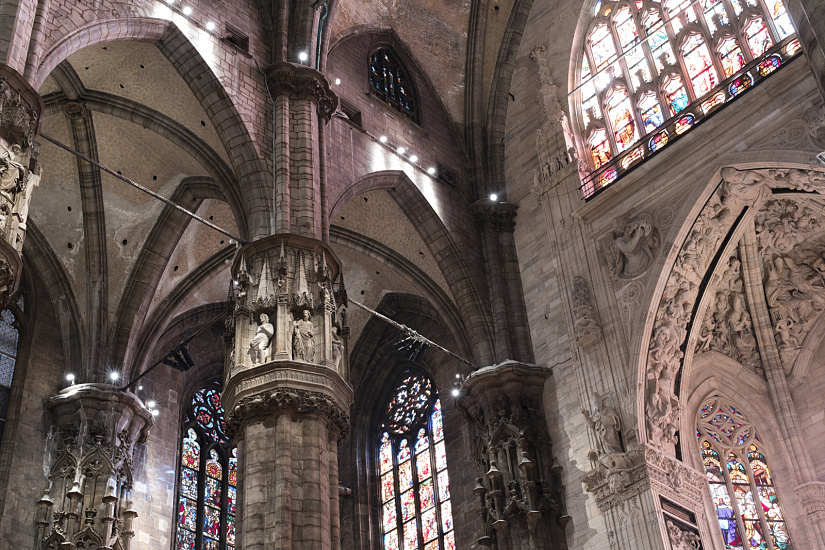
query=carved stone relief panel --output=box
[695,250,763,374]
[752,101,825,152]
[573,276,602,348]
[601,212,661,280]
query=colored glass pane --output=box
[718,37,746,77]
[178,497,197,531]
[415,428,429,454]
[444,531,456,550]
[380,433,394,474]
[419,477,435,511]
[701,441,743,548]
[598,168,618,188]
[176,528,196,550]
[180,467,198,499]
[614,7,638,51]
[424,541,439,550]
[228,486,237,516]
[758,55,781,76]
[701,92,725,114]
[192,386,228,443]
[383,500,397,530]
[729,74,753,96]
[639,94,663,132]
[207,449,222,479]
[205,477,222,509]
[437,470,450,501]
[589,129,613,169]
[229,448,237,487]
[382,472,396,502]
[417,449,432,481]
[432,400,444,441]
[203,506,221,540]
[620,147,644,169]
[649,131,669,151]
[769,0,793,38]
[785,39,800,56]
[401,489,416,521]
[385,376,433,434]
[434,440,447,471]
[590,24,617,70]
[626,45,651,89]
[384,529,399,550]
[606,89,637,151]
[745,19,772,57]
[203,539,220,550]
[701,0,729,32]
[663,77,689,114]
[675,114,695,134]
[182,429,200,470]
[399,460,413,491]
[682,35,717,96]
[441,500,454,532]
[421,507,438,542]
[226,514,236,546]
[369,48,418,121]
[403,519,418,550]
[398,439,411,463]
[730,0,743,14]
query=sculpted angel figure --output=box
[292,309,315,362]
[0,144,24,198]
[582,391,623,455]
[331,325,343,371]
[604,214,660,279]
[248,313,274,364]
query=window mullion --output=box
[754,0,781,45]
[393,437,403,543]
[745,452,775,549]
[410,441,423,550]
[196,433,207,550]
[721,447,749,545]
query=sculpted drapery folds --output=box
[602,213,660,280]
[248,313,274,365]
[292,308,315,362]
[644,167,825,450]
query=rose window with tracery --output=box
[577,0,799,198]
[697,397,793,549]
[175,383,237,550]
[378,375,454,550]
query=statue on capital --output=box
[293,309,315,362]
[248,313,274,364]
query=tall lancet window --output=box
[696,397,793,550]
[378,375,455,550]
[577,0,799,197]
[369,47,419,123]
[0,298,21,446]
[176,383,237,550]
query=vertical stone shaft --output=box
[328,434,340,550]
[274,92,291,234]
[291,97,318,238]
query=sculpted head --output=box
[302,309,311,320]
[260,313,269,323]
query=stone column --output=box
[0,66,42,308]
[38,383,153,550]
[457,360,568,549]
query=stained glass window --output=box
[0,307,19,447]
[697,397,794,550]
[369,48,418,123]
[176,383,237,550]
[576,0,797,186]
[378,375,454,550]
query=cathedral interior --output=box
[0,0,824,548]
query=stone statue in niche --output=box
[602,213,660,279]
[292,309,315,362]
[582,391,623,455]
[331,326,343,371]
[666,520,701,550]
[0,144,24,192]
[248,313,274,364]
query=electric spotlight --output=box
[206,21,216,31]
[490,193,498,201]
[148,400,156,409]
[451,388,460,397]
[152,409,160,417]
[66,373,75,382]
[109,371,120,381]
[138,385,143,391]
[182,6,193,15]
[409,155,418,163]
[165,0,174,4]
[334,78,341,85]
[455,373,461,378]
[427,167,436,175]
[298,51,308,62]
[379,136,388,143]
[396,146,406,155]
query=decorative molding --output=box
[572,276,602,348]
[226,387,350,439]
[470,199,518,232]
[263,62,338,121]
[666,520,702,550]
[796,481,825,522]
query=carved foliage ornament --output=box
[572,276,601,347]
[644,167,825,449]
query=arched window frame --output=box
[376,372,455,550]
[174,382,237,550]
[696,396,793,550]
[368,46,420,124]
[574,0,798,180]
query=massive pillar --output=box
[0,66,42,308]
[457,361,569,549]
[37,384,154,550]
[221,26,351,548]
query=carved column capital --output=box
[62,100,89,119]
[796,481,825,522]
[263,62,338,121]
[470,199,518,232]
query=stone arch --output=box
[35,18,270,239]
[332,170,494,365]
[634,162,825,453]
